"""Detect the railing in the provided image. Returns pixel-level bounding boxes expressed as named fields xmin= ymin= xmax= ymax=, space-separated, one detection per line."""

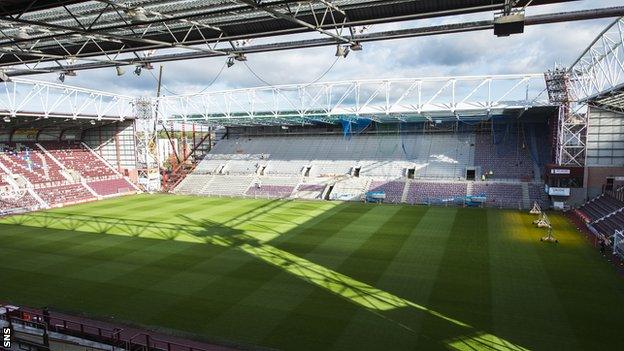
xmin=127 ymin=332 xmax=213 ymax=351
xmin=2 ymin=307 xmax=124 ymax=347
xmin=0 ymin=305 xmax=215 ymax=351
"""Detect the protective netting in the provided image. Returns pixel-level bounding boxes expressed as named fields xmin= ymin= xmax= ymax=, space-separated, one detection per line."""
xmin=340 ymin=117 xmax=372 ymax=139
xmin=375 ymin=122 xmax=400 ymax=157
xmin=491 ymin=118 xmax=510 ymax=148
xmin=523 ymin=122 xmax=550 ymax=168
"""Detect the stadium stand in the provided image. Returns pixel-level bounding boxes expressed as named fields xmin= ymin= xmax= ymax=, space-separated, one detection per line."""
xmin=529 ymin=183 xmax=549 ymax=207
xmin=359 ymin=161 xmax=411 ymax=178
xmin=576 ymin=194 xmax=624 ymax=238
xmin=87 ymin=178 xmax=135 ymax=197
xmin=406 ymin=181 xmax=467 ymax=205
xmin=474 ymin=131 xmax=534 ymax=181
xmin=175 ymin=124 xmax=546 ymax=208
xmin=0 ymin=191 xmax=39 ymax=214
xmin=35 ymin=183 xmax=96 ymax=207
xmin=368 ymin=180 xmax=406 ymax=203
xmin=329 ymin=177 xmax=370 ymax=201
xmin=0 ymin=141 xmax=137 ymax=214
xmin=194 ymin=158 xmax=226 ymax=174
xmin=263 ymin=160 xmax=308 ymax=176
xmin=41 ymin=141 xmax=118 ymax=179
xmin=0 ymin=142 xmax=67 ymax=184
xmin=174 ymin=174 xmax=212 ymax=194
xmin=246 ymin=177 xmax=300 ymax=198
xmin=223 ymin=159 xmax=260 ymax=175
xmin=201 ymin=175 xmax=253 ymax=196
xmin=291 ymin=179 xmax=329 ymax=200
xmin=472 ymin=182 xmax=524 ymax=209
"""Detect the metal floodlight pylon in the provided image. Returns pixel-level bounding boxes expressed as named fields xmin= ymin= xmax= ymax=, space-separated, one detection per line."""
xmin=133 ymin=97 xmax=161 ymax=192
xmin=544 ymin=66 xmax=588 ymax=167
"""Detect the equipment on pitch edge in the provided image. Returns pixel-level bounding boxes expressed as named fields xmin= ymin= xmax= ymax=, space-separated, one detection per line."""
xmin=533 ymin=212 xmax=558 ymax=243
xmin=529 ymin=201 xmax=542 ymax=215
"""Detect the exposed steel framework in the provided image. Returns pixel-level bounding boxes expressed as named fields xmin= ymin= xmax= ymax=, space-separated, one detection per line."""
xmin=0 ymin=0 xmax=620 ymax=77
xmin=158 ymin=74 xmax=549 ymax=126
xmin=0 ymin=4 xmax=623 ymax=187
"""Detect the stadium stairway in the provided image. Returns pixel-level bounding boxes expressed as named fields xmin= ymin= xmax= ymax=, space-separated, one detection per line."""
xmin=466 ymin=182 xmax=474 ymax=196
xmin=400 ymin=180 xmax=410 ymax=203
xmin=521 ymin=183 xmax=531 ymax=209
xmin=35 ymin=143 xmax=71 ymax=177
xmin=27 ymin=187 xmax=48 ymax=208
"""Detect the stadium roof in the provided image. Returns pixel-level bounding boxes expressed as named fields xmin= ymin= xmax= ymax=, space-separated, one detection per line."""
xmin=158 ymin=74 xmax=555 ymax=126
xmin=0 ymin=114 xmax=126 ymax=137
xmin=0 ymin=0 xmax=589 ymax=76
xmin=569 ymin=17 xmax=624 ymax=112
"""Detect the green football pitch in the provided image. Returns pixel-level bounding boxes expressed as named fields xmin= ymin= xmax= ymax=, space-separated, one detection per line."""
xmin=1 ymin=194 xmax=623 ymax=350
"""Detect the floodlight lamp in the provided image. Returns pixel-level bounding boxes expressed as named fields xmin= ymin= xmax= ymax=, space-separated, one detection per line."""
xmin=134 ymin=66 xmax=142 ymax=76
xmin=335 ymin=45 xmax=350 ymax=58
xmin=226 ymin=57 xmax=235 ymax=68
xmin=90 ymin=120 xmax=96 ymax=125
xmin=350 ymin=42 xmax=362 ymax=51
xmin=58 ymin=72 xmax=66 ymax=83
xmin=3 ymin=116 xmax=10 ymax=123
xmin=116 ymin=66 xmax=125 ymax=76
xmin=335 ymin=45 xmax=344 ymax=57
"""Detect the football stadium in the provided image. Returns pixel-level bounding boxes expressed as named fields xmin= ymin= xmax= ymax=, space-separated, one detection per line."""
xmin=1 ymin=1 xmax=624 ymax=350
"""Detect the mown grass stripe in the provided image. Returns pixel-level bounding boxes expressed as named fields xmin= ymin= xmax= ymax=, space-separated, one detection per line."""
xmin=416 ymin=207 xmax=492 ymax=349
xmin=261 ymin=205 xmax=403 ymax=350
xmin=143 ymin=203 xmax=369 ymax=345
xmin=486 ymin=210 xmax=581 ymax=350
xmin=331 ymin=206 xmax=458 ymax=351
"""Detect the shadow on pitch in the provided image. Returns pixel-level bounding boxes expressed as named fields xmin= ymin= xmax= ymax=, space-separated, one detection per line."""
xmin=1 ymin=201 xmax=529 ymax=350
xmin=3 ymin=211 xmax=241 ymax=241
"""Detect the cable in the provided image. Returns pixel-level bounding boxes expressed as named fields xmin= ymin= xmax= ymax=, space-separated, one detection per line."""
xmin=148 ymin=53 xmax=339 ymax=95
xmin=242 ymin=61 xmax=273 ymax=86
xmin=148 ymin=61 xmax=228 ymax=95
xmin=242 ymin=55 xmax=341 ymax=88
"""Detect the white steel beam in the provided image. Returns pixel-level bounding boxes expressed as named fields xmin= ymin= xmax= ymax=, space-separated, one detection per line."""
xmin=569 ymin=17 xmax=624 ymax=103
xmin=0 ymin=78 xmax=134 ymax=120
xmin=157 ymin=74 xmax=550 ymax=125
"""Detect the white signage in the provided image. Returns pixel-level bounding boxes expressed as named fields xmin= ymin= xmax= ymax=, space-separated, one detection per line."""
xmin=548 ymin=187 xmax=570 ymax=196
xmin=551 ymin=169 xmax=570 ymax=175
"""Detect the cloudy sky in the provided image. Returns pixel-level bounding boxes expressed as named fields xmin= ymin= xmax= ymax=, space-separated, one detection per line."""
xmin=36 ymin=0 xmax=622 ymax=97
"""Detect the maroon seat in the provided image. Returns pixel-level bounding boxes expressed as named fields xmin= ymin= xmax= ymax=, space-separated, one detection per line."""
xmin=88 ymin=178 xmax=135 ymax=196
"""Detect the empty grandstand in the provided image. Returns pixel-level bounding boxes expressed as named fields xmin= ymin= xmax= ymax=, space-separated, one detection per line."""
xmin=174 ymin=118 xmax=549 ymax=209
xmin=0 ymin=121 xmax=139 ymax=215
